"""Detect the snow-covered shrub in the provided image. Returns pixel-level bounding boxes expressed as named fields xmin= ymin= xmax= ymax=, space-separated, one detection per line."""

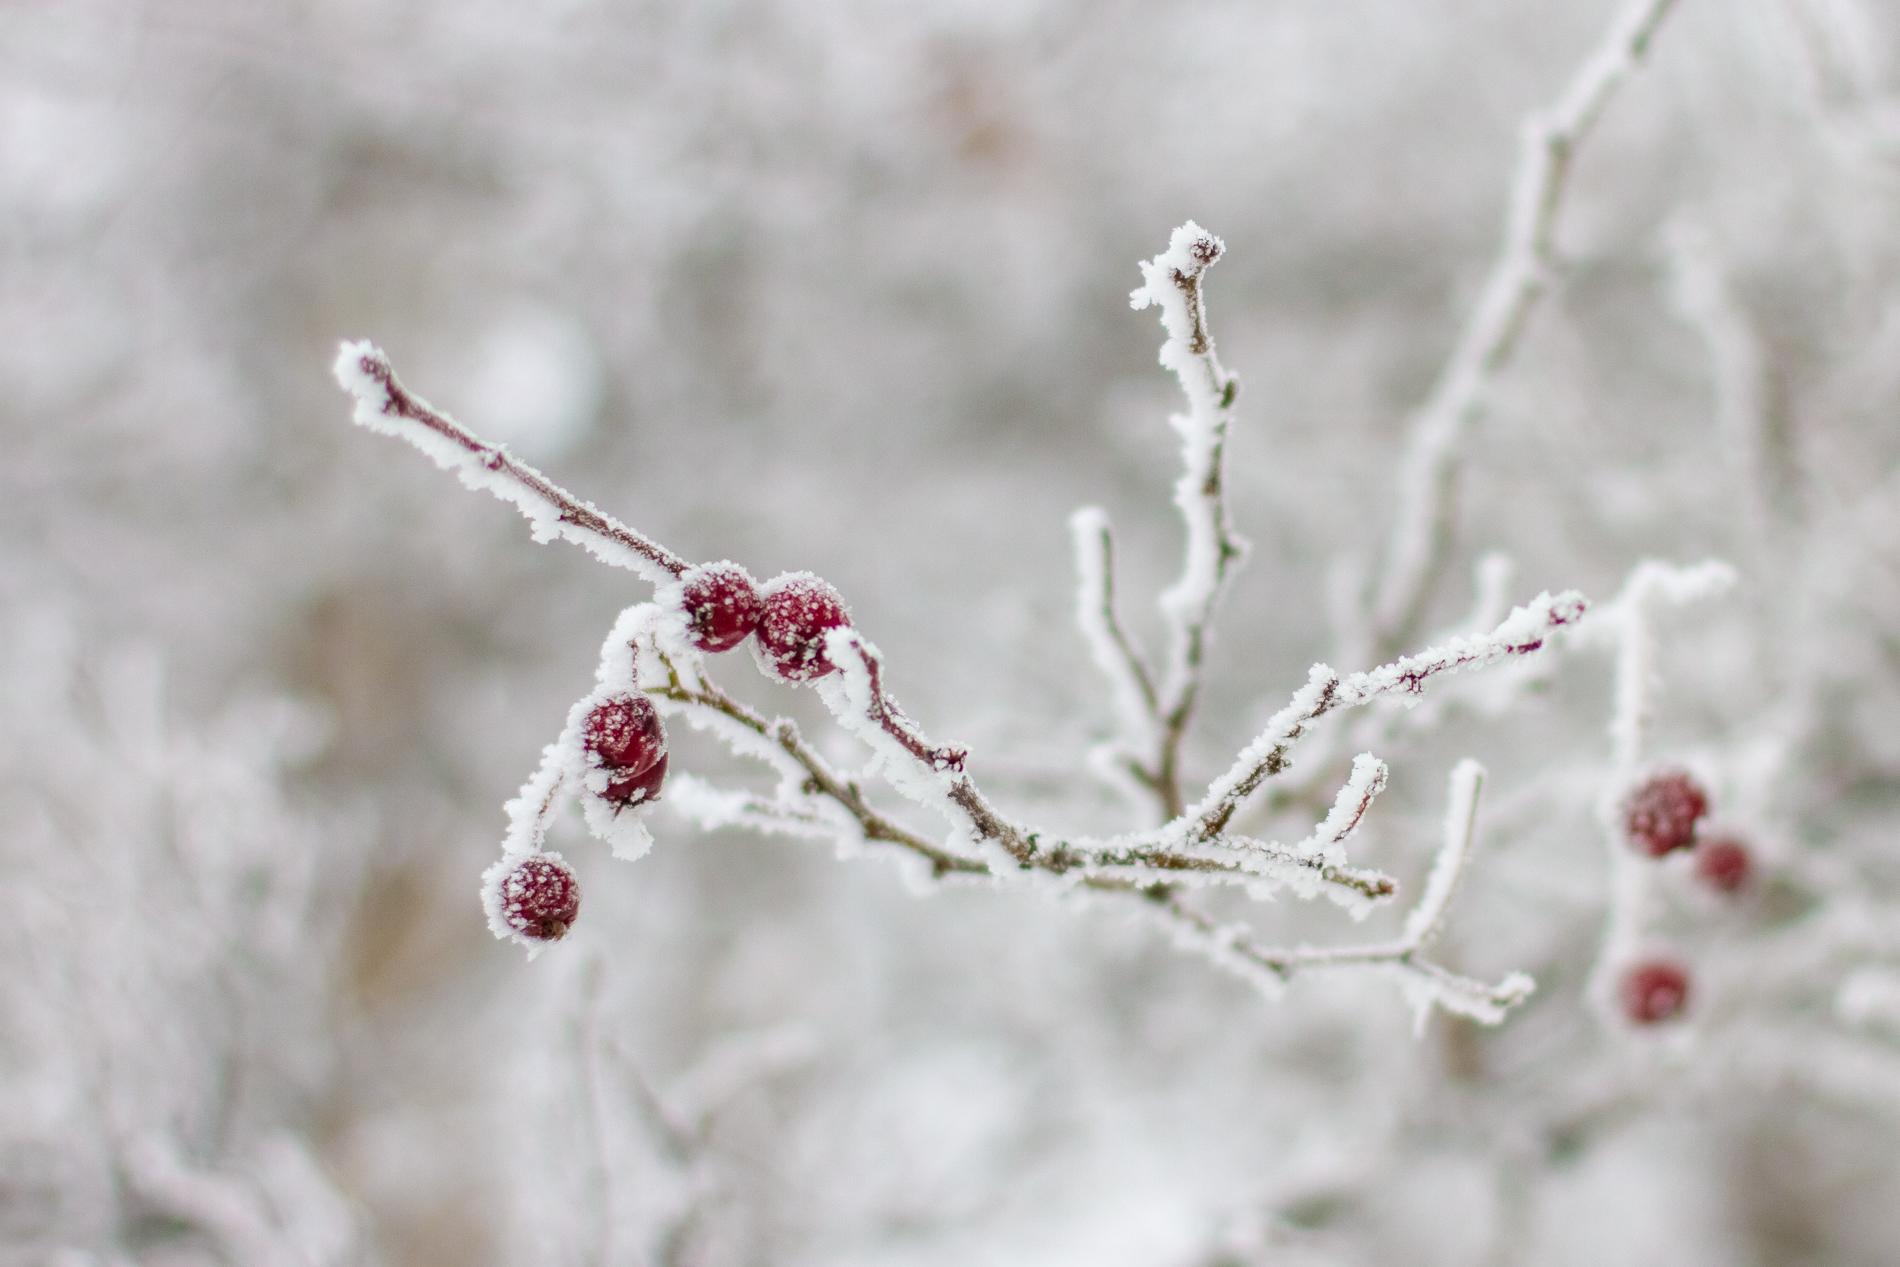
xmin=13 ymin=0 xmax=1900 ymax=1260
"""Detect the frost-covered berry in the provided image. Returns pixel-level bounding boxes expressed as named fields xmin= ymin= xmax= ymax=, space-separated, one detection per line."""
xmin=1693 ymin=835 xmax=1753 ymax=894
xmin=483 ymin=852 xmax=580 ymax=946
xmin=756 ymin=572 xmax=852 ymax=683
xmin=583 ymin=694 xmax=665 ymax=787
xmin=1620 ymin=960 xmax=1690 ymax=1024
xmin=606 ymin=750 xmax=668 ymax=807
xmin=679 ymin=561 xmax=764 ymax=653
xmin=1621 ymin=769 xmax=1709 ymax=857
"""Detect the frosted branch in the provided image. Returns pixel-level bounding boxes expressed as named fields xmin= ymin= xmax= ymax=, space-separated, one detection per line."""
xmin=333 ymin=341 xmax=689 ymax=585
xmin=1069 ymin=506 xmax=1162 ymax=779
xmin=1123 ymin=223 xmax=1250 ymax=817
xmin=1156 ymin=760 xmax=1535 ymax=1027
xmin=1187 ymin=590 xmax=1587 ymax=842
xmin=336 ymin=225 xmax=1592 ymax=1025
xmin=1364 ymin=0 xmax=1681 ymax=658
xmin=812 ymin=627 xmax=1389 ymax=901
xmin=1403 ymin=759 xmax=1486 ymax=947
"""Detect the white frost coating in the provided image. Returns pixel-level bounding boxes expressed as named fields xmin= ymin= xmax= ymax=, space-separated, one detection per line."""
xmin=816 ymin=627 xmax=967 ymax=813
xmin=1403 ymin=759 xmax=1485 ymax=946
xmin=666 ymin=773 xmax=840 ymax=845
xmin=499 ymin=741 xmax=574 ymax=857
xmin=1304 ymin=753 xmax=1389 ymax=862
xmin=1128 ymin=223 xmax=1250 ymax=717
xmin=1183 ymin=589 xmax=1586 ymax=838
xmin=332 ymin=340 xmax=682 ymax=586
xmin=1149 ymin=907 xmax=1290 ymax=1003
xmin=1395 ymin=965 xmax=1536 ymax=1031
xmin=580 ymin=794 xmax=658 ymax=862
xmin=478 ymin=849 xmax=575 ymax=961
xmin=1068 ymin=506 xmax=1158 ymax=751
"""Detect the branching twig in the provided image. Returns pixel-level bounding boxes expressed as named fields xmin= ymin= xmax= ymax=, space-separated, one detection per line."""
xmin=336 ymin=221 xmax=1576 ymax=1024
xmin=1146 ymin=762 xmax=1530 ymax=1024
xmin=1363 ymin=0 xmax=1681 ymax=660
xmin=1185 ymin=590 xmax=1587 ymax=843
xmin=1080 ymin=223 xmax=1248 ymax=819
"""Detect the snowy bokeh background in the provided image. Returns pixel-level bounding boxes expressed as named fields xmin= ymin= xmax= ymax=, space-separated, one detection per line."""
xmin=6 ymin=0 xmax=1900 ymax=1263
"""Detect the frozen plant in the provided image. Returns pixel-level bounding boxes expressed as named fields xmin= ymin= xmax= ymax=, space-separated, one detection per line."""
xmin=335 ymin=220 xmax=1592 ymax=1026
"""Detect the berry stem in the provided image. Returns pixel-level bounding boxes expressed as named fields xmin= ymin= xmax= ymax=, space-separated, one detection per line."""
xmin=650 ymin=658 xmax=985 ymax=880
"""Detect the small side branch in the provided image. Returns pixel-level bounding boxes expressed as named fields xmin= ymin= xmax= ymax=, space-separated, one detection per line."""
xmin=334 ymin=342 xmax=690 ymax=585
xmin=1157 ymin=760 xmax=1532 ymax=1024
xmin=648 ymin=653 xmax=984 ymax=881
xmin=1364 ymin=0 xmax=1681 ymax=658
xmin=814 ymin=628 xmax=1392 ymax=904
xmin=1070 ymin=507 xmax=1162 ymax=780
xmin=1187 ymin=590 xmax=1587 ymax=842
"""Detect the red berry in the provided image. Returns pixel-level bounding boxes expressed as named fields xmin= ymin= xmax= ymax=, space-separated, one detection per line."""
xmin=604 ymin=750 xmax=668 ymax=806
xmin=583 ymin=694 xmax=664 ymax=774
xmin=1693 ymin=836 xmax=1752 ymax=894
xmin=756 ymin=572 xmax=852 ymax=683
xmin=1621 ymin=769 xmax=1708 ymax=857
xmin=1620 ymin=960 xmax=1690 ymax=1024
xmin=679 ymin=562 xmax=763 ymax=653
xmin=489 ymin=853 xmax=580 ymax=943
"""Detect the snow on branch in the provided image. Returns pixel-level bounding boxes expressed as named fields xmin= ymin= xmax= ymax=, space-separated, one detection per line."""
xmin=1363 ymin=0 xmax=1682 ymax=659
xmin=1147 ymin=763 xmax=1531 ymax=1025
xmin=1097 ymin=222 xmax=1251 ymax=819
xmin=334 ymin=341 xmax=689 ymax=585
xmin=1185 ymin=590 xmax=1587 ymax=843
xmin=1069 ymin=506 xmax=1162 ymax=783
xmin=335 ymin=225 xmax=1583 ymax=1026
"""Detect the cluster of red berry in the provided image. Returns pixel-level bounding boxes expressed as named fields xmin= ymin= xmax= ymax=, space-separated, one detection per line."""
xmin=1615 ymin=768 xmax=1756 ymax=1025
xmin=488 ymin=563 xmax=855 ymax=946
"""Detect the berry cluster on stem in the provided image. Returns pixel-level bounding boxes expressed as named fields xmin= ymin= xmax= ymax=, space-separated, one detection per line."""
xmin=335 ymin=222 xmax=1599 ymax=1023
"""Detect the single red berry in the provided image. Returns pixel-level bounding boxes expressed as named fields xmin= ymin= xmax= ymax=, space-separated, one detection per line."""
xmin=1620 ymin=959 xmax=1690 ymax=1024
xmin=1621 ymin=769 xmax=1709 ymax=857
xmin=1693 ymin=835 xmax=1753 ymax=894
xmin=490 ymin=852 xmax=580 ymax=943
xmin=604 ymin=750 xmax=668 ymax=807
xmin=679 ymin=561 xmax=764 ymax=653
xmin=583 ymin=694 xmax=665 ymax=778
xmin=756 ymin=572 xmax=852 ymax=683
